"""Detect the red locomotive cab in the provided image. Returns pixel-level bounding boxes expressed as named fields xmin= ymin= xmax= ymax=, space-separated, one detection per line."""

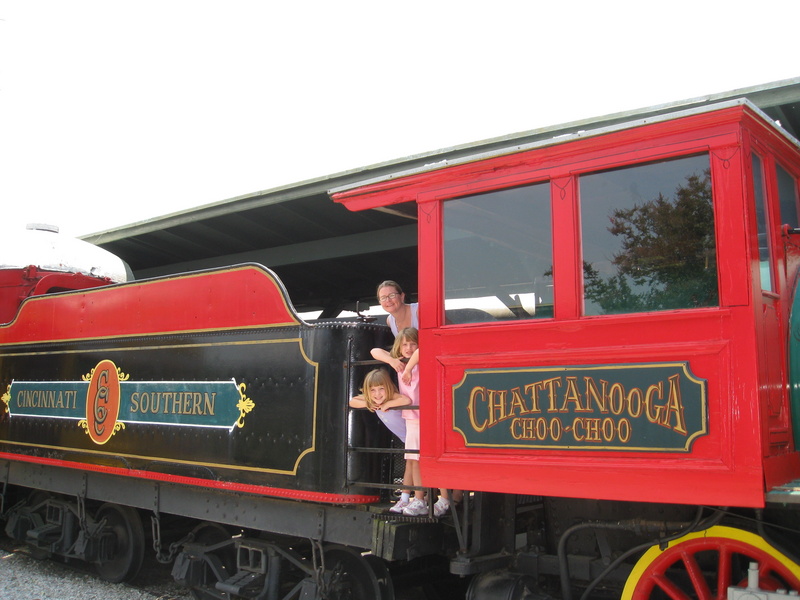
xmin=334 ymin=99 xmax=800 ymax=509
xmin=0 ymin=224 xmax=131 ymax=323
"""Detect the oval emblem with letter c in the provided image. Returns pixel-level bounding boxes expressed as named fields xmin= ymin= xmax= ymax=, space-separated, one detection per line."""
xmin=86 ymin=359 xmax=121 ymax=445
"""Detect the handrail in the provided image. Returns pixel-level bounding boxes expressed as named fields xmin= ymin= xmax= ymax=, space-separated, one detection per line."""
xmin=343 ymin=349 xmax=436 ymax=508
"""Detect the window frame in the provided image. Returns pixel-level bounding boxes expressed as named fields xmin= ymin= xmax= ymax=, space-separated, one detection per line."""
xmin=421 ymin=138 xmax=738 ymax=328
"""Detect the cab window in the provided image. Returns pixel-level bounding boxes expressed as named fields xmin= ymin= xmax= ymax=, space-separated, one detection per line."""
xmin=580 ymin=154 xmax=718 ymax=315
xmin=443 ymin=182 xmax=552 ymax=323
xmin=777 ymin=163 xmax=799 ymax=227
xmin=751 ymin=153 xmax=774 ymax=292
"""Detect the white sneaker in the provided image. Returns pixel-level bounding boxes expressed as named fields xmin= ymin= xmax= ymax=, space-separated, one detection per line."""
xmin=402 ymin=498 xmax=428 ymax=516
xmin=389 ymin=498 xmax=410 ymax=513
xmin=433 ymin=499 xmax=450 ymax=517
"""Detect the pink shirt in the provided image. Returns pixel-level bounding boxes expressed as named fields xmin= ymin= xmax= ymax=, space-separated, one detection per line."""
xmin=399 ymin=364 xmax=419 ymax=420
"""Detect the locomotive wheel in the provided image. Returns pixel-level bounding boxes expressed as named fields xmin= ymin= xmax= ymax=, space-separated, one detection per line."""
xmin=94 ymin=503 xmax=146 ymax=584
xmin=621 ymin=525 xmax=800 ymax=599
xmin=325 ymin=545 xmax=390 ymax=600
xmin=364 ymin=554 xmax=395 ymax=600
xmin=188 ymin=522 xmax=237 ymax=600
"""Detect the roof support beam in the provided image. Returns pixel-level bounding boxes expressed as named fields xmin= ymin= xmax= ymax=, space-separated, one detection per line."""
xmin=135 ymin=224 xmax=417 ymax=279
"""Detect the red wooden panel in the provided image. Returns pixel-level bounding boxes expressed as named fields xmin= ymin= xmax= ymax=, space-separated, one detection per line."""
xmin=0 ymin=265 xmax=299 ymax=344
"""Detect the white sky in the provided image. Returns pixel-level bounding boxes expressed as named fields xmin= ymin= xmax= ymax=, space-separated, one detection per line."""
xmin=1 ymin=1 xmax=798 ymax=238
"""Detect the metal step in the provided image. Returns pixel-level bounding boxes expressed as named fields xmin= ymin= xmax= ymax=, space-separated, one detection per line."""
xmin=27 ymin=522 xmax=62 ymax=543
xmin=216 ymin=571 xmax=264 ymax=595
xmin=766 ymin=479 xmax=800 ymax=504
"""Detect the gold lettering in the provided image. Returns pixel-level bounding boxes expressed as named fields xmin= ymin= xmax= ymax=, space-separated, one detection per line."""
xmin=549 ymin=418 xmax=562 ymax=441
xmin=522 ymin=382 xmax=542 ymax=412
xmin=662 ymin=374 xmax=688 ymax=434
xmin=510 ymin=418 xmax=527 ymax=439
xmin=626 ymin=387 xmax=643 ymax=418
xmin=487 ymin=389 xmax=507 ymax=426
xmin=508 ymin=387 xmax=529 ymax=417
xmin=468 ymin=387 xmax=488 ymax=433
xmin=191 ymin=393 xmax=202 ymax=414
xmin=601 ymin=417 xmax=615 ymax=442
xmin=540 ymin=377 xmax=563 ymax=412
xmin=573 ymin=417 xmax=584 ymax=441
xmin=584 ymin=377 xmax=607 ymax=413
xmin=608 ymin=383 xmax=625 ymax=415
xmin=618 ymin=418 xmax=631 ymax=443
xmin=560 ymin=376 xmax=589 ymax=412
xmin=642 ymin=382 xmax=662 ymax=419
xmin=644 ymin=386 xmax=665 ymax=424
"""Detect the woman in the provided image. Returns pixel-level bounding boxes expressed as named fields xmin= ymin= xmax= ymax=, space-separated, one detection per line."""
xmin=377 ymin=280 xmax=418 ymax=335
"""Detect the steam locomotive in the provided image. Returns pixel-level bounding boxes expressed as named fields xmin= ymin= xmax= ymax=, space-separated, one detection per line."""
xmin=3 ymin=97 xmax=800 ymax=600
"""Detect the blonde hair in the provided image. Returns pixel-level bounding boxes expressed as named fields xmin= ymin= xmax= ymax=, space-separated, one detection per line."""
xmin=360 ymin=369 xmax=398 ymax=411
xmin=391 ymin=327 xmax=419 ymax=359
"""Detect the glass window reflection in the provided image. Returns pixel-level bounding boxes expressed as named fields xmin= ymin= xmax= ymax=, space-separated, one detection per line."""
xmin=580 ymin=154 xmax=718 ymax=315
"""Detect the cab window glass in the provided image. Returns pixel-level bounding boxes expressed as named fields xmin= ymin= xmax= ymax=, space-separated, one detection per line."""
xmin=443 ymin=183 xmax=552 ymax=324
xmin=580 ymin=154 xmax=718 ymax=315
xmin=777 ymin=163 xmax=799 ymax=228
xmin=752 ymin=154 xmax=773 ymax=292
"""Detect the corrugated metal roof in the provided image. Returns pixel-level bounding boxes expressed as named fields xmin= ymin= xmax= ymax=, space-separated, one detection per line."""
xmin=83 ymin=77 xmax=800 ymax=316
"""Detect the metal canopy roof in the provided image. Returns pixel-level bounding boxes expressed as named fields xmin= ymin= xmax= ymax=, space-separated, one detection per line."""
xmin=83 ymin=77 xmax=800 ymax=316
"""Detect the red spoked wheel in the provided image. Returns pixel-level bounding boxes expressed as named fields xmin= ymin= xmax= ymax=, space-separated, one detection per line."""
xmin=622 ymin=526 xmax=800 ymax=600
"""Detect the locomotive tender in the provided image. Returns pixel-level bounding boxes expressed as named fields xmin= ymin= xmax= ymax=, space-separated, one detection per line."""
xmin=4 ymin=97 xmax=800 ymax=599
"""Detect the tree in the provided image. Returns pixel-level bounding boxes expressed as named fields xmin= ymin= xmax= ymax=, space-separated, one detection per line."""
xmin=585 ymin=170 xmax=717 ymax=314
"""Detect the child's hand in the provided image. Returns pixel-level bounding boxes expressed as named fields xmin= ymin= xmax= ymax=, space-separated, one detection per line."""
xmin=392 ymin=358 xmax=405 ymax=373
xmin=402 ymin=369 xmax=412 ymax=385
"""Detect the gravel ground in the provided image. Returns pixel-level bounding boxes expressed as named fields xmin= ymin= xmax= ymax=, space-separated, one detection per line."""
xmin=0 ymin=534 xmax=191 ymax=600
xmin=0 ymin=533 xmax=469 ymax=600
